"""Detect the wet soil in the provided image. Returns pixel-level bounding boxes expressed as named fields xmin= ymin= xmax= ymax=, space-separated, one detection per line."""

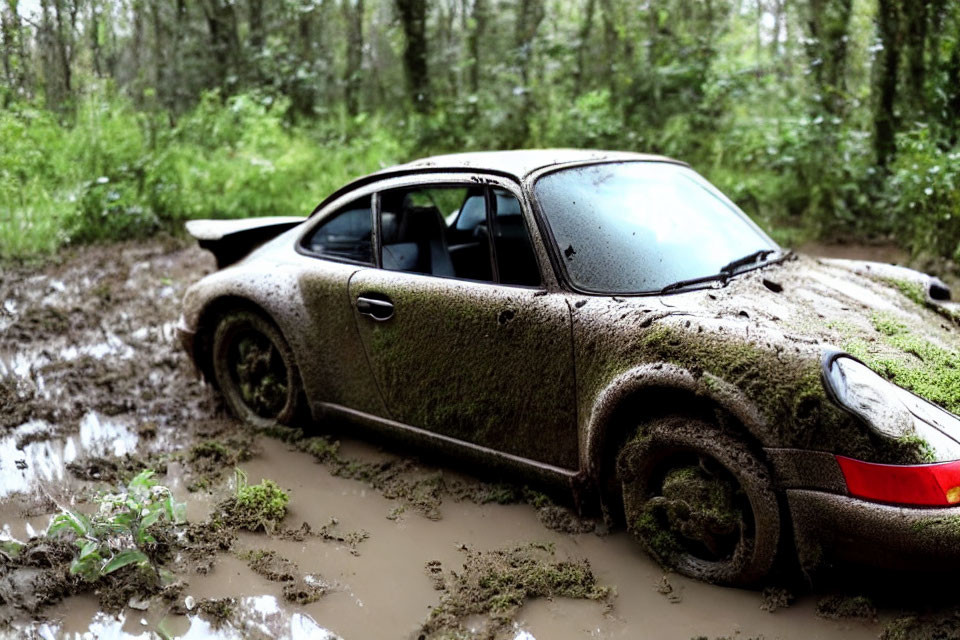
xmin=0 ymin=238 xmax=943 ymax=639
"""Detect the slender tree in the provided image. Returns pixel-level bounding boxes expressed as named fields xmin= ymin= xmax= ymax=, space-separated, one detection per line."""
xmin=395 ymin=0 xmax=430 ymax=112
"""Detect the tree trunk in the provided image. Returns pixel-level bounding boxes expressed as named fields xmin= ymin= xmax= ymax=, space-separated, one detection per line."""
xmin=902 ymin=0 xmax=927 ymax=116
xmin=804 ymin=0 xmax=853 ymax=116
xmin=1 ymin=4 xmax=12 ymax=92
xmin=395 ymin=0 xmax=430 ymax=112
xmin=467 ymin=0 xmax=486 ymax=95
xmin=150 ymin=0 xmax=165 ymax=108
xmin=248 ymin=0 xmax=264 ymax=50
xmin=514 ymin=0 xmax=544 ymax=142
xmin=88 ymin=0 xmax=103 ymax=77
xmin=53 ymin=0 xmax=72 ymax=95
xmin=873 ymin=0 xmax=900 ymax=167
xmin=343 ymin=0 xmax=364 ymax=116
xmin=202 ymin=0 xmax=241 ymax=92
xmin=574 ymin=0 xmax=596 ymax=96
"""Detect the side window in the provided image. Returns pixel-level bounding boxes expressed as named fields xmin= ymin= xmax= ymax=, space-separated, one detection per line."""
xmin=379 ymin=185 xmax=493 ymax=282
xmin=303 ymin=196 xmax=373 ymax=263
xmin=491 ymin=189 xmax=541 ymax=286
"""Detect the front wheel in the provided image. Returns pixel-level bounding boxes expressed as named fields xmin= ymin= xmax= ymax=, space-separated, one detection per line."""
xmin=211 ymin=310 xmax=305 ymax=428
xmin=616 ymin=416 xmax=780 ymax=586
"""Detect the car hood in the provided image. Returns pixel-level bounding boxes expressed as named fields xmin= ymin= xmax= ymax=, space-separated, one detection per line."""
xmin=668 ymin=253 xmax=960 ymax=414
xmin=570 ymin=252 xmax=960 ymax=465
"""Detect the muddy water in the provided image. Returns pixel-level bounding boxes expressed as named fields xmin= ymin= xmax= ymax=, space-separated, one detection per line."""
xmin=31 ymin=437 xmax=883 ymax=640
xmin=0 ymin=239 xmax=909 ymax=639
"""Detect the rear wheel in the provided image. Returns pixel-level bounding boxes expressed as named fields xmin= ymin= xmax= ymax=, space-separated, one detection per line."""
xmin=211 ymin=310 xmax=304 ymax=428
xmin=616 ymin=416 xmax=780 ymax=586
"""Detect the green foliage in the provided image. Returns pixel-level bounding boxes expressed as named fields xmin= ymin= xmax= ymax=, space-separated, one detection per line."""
xmin=219 ymin=469 xmax=290 ymax=532
xmin=0 ymin=91 xmax=405 ymax=259
xmin=886 ymin=128 xmax=960 ymax=260
xmin=2 ymin=0 xmax=960 ymax=265
xmin=47 ymin=470 xmax=186 ymax=582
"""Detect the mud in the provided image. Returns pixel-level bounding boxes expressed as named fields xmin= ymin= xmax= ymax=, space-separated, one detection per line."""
xmin=0 ymin=238 xmax=939 ymax=639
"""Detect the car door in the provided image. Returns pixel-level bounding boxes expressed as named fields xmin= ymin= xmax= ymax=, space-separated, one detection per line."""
xmin=347 ymin=177 xmax=579 ymax=470
xmin=294 ymin=192 xmax=387 ymax=417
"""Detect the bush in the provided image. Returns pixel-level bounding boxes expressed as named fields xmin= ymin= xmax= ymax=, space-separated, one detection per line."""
xmin=886 ymin=127 xmax=960 ymax=260
xmin=0 ymin=91 xmax=409 ymax=259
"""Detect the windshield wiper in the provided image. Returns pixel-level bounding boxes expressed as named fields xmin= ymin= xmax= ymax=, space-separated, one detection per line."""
xmin=658 ymin=249 xmax=779 ymax=295
xmin=719 ymin=249 xmax=777 ymax=275
xmin=658 ymin=272 xmax=730 ymax=295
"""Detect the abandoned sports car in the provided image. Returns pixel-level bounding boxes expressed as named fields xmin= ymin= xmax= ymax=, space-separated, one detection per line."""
xmin=177 ymin=149 xmax=960 ymax=586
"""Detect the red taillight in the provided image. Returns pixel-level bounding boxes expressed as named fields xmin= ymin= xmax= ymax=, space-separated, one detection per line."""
xmin=836 ymin=456 xmax=960 ymax=506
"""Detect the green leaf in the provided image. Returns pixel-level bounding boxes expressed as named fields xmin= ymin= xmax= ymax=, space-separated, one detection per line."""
xmin=141 ymin=508 xmax=162 ymax=529
xmin=69 ymin=555 xmax=97 ymax=578
xmin=165 ymin=495 xmax=186 ymax=524
xmin=129 ymin=469 xmax=155 ymax=489
xmin=102 ymin=549 xmax=148 ymax=575
xmin=48 ymin=511 xmax=91 ymax=537
xmin=78 ymin=540 xmax=99 ymax=561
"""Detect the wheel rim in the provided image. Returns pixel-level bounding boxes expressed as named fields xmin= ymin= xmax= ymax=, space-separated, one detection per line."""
xmin=227 ymin=329 xmax=289 ymax=419
xmin=641 ymin=453 xmax=751 ymax=564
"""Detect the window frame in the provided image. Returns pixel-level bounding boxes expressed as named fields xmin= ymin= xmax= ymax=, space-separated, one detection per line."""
xmin=371 ymin=174 xmax=547 ymax=290
xmin=295 ymin=191 xmax=377 ymax=267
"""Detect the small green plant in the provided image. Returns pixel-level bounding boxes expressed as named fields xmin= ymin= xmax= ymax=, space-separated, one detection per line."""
xmin=220 ymin=469 xmax=289 ymax=532
xmin=47 ymin=469 xmax=186 ymax=581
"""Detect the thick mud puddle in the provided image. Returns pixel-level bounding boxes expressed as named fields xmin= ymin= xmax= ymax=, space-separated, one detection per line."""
xmin=0 ymin=239 xmax=938 ymax=639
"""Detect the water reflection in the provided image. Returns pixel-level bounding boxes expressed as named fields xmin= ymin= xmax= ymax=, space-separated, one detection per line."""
xmin=0 ymin=412 xmax=138 ymax=499
xmin=27 ymin=596 xmax=341 ymax=640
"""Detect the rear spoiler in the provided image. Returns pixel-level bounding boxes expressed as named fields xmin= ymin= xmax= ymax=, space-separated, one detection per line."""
xmin=185 ymin=216 xmax=306 ymax=269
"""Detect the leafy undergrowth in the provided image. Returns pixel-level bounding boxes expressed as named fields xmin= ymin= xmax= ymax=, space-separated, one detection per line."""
xmin=419 ymin=543 xmax=611 ymax=639
xmin=0 ymin=471 xmax=187 ymax=624
xmin=48 ymin=470 xmax=185 ymax=582
xmin=0 ymin=92 xmax=405 ymax=260
xmin=261 ymin=425 xmax=600 ymax=533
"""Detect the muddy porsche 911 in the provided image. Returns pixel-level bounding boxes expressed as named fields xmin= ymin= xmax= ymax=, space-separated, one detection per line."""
xmin=178 ymin=150 xmax=960 ymax=586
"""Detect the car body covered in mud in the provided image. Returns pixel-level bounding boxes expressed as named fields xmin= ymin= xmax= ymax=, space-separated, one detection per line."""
xmin=178 ymin=149 xmax=960 ymax=586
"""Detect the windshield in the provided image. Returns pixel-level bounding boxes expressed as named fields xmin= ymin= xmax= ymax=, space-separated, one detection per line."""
xmin=534 ymin=162 xmax=779 ymax=294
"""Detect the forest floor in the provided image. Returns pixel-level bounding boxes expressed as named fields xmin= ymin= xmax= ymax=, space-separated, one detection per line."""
xmin=0 ymin=238 xmax=952 ymax=639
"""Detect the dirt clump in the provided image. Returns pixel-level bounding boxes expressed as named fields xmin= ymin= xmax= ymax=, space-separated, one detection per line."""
xmin=67 ymin=451 xmax=167 ymax=483
xmin=815 ymin=594 xmax=877 ymax=620
xmin=655 ymin=575 xmax=682 ymax=603
xmin=243 ymin=549 xmax=327 ymax=604
xmin=418 ymin=542 xmax=611 ymax=639
xmin=186 ymin=435 xmax=254 ymax=491
xmin=196 ymin=597 xmax=236 ymax=628
xmin=0 ymin=537 xmax=77 ymax=622
xmin=178 ymin=521 xmax=237 ymax=574
xmin=760 ymin=586 xmax=795 ymax=613
xmin=881 ymin=610 xmax=960 ymax=640
xmin=245 ymin=549 xmax=299 ymax=582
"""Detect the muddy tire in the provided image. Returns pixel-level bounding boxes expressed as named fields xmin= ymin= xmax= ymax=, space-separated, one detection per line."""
xmin=211 ymin=310 xmax=305 ymax=428
xmin=617 ymin=416 xmax=780 ymax=586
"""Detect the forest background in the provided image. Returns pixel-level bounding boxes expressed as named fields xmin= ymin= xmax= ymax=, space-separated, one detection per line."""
xmin=1 ymin=0 xmax=958 ymax=267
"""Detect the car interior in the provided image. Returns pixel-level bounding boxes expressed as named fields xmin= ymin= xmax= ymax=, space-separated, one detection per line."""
xmin=379 ymin=185 xmax=541 ymax=286
xmin=304 ymin=184 xmax=541 ymax=287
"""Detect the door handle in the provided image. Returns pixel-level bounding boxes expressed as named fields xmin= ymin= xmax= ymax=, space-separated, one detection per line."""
xmin=356 ymin=295 xmax=395 ymax=321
